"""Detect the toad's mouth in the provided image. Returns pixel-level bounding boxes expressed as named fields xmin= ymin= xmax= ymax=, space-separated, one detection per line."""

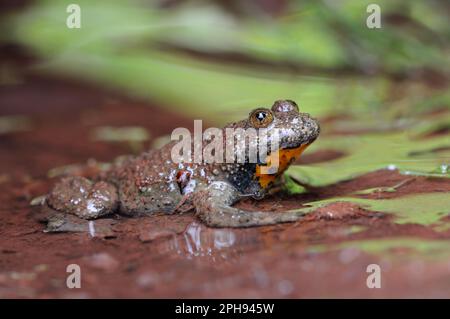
xmin=254 ymin=143 xmax=311 ymax=189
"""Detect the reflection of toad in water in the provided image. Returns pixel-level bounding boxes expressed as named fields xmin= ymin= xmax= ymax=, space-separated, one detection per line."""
xmin=149 ymin=222 xmax=262 ymax=262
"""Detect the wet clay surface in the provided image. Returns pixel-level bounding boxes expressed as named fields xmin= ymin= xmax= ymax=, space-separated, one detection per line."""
xmin=1 ymin=74 xmax=450 ymax=298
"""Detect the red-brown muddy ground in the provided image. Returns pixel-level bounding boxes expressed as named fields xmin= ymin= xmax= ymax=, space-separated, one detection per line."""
xmin=1 ymin=69 xmax=450 ymax=298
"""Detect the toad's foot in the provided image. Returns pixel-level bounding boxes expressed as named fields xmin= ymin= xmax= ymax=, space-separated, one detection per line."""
xmin=194 ymin=182 xmax=305 ymax=228
xmin=46 ymin=176 xmax=119 ymax=219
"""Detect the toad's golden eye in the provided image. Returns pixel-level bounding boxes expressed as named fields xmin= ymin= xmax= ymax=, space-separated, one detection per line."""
xmin=249 ymin=108 xmax=274 ymax=128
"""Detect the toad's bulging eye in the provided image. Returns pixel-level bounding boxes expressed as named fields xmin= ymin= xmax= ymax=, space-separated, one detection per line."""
xmin=271 ymin=100 xmax=299 ymax=113
xmin=249 ymin=108 xmax=274 ymax=128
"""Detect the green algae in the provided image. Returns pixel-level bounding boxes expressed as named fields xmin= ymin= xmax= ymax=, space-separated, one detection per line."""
xmin=351 ymin=178 xmax=415 ymax=195
xmin=302 ymin=192 xmax=450 ymax=226
xmin=92 ymin=126 xmax=150 ymax=143
xmin=329 ymin=238 xmax=450 ymax=260
xmin=352 ymin=186 xmax=398 ymax=195
xmin=282 ymin=175 xmax=307 ymax=195
xmin=288 ymin=131 xmax=449 ymax=187
xmin=91 ymin=126 xmax=150 ymax=153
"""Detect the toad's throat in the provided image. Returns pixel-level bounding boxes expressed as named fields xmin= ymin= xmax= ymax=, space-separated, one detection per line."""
xmin=255 ymin=143 xmax=310 ymax=189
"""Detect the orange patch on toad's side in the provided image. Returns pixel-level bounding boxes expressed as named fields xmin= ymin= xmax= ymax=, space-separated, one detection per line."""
xmin=255 ymin=144 xmax=309 ymax=188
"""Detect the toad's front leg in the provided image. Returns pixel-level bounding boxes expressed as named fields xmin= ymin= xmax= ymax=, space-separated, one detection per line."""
xmin=193 ymin=182 xmax=305 ymax=228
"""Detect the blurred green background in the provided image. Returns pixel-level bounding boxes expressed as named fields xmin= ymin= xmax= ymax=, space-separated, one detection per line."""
xmin=3 ymin=0 xmax=448 ymax=118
